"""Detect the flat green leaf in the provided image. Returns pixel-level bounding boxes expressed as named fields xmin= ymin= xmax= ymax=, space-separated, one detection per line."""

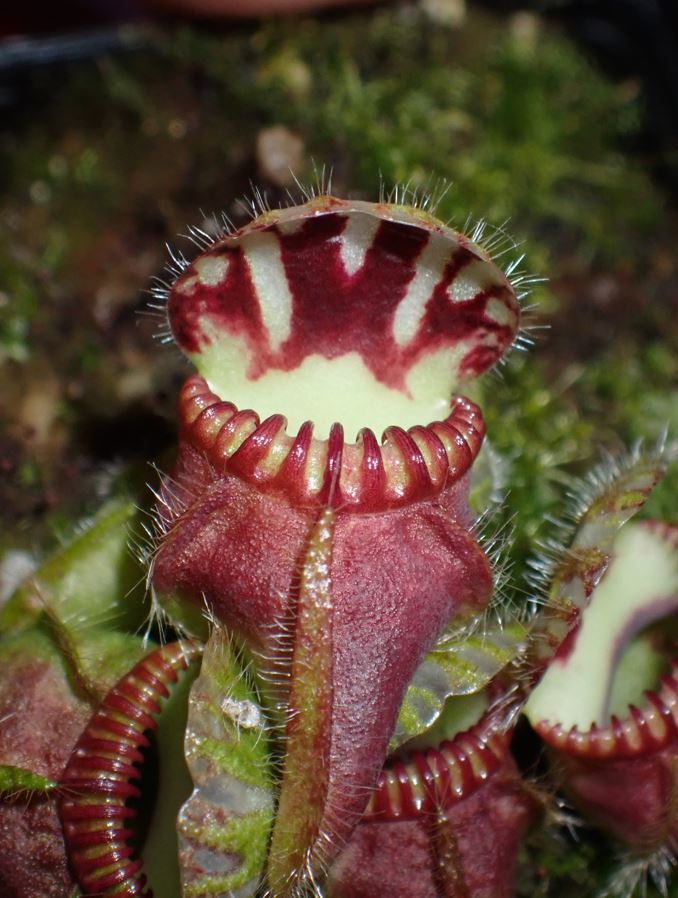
xmin=179 ymin=627 xmax=274 ymax=898
xmin=1 ymin=497 xmax=148 ymax=635
xmin=391 ymin=621 xmax=526 ymax=750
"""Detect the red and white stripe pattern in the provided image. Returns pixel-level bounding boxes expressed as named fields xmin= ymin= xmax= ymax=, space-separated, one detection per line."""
xmin=59 ymin=641 xmax=201 ymax=898
xmin=178 ymin=373 xmax=485 ymax=511
xmin=168 ymin=197 xmax=520 ymax=392
xmin=536 ymin=654 xmax=678 ymax=760
xmin=364 ymin=717 xmax=510 ymax=821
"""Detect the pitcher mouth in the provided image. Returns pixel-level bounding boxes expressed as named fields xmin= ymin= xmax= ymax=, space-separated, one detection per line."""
xmin=534 ymin=655 xmax=678 ymax=760
xmin=179 ymin=373 xmax=485 ymax=511
xmin=364 ymin=682 xmax=516 ymax=821
xmin=534 ymin=524 xmax=678 ymax=761
xmin=160 ymin=195 xmax=521 ymax=501
xmin=528 ymin=515 xmax=678 ymax=760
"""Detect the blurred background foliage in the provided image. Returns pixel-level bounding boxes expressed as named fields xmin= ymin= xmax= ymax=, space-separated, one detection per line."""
xmin=0 ymin=1 xmax=677 ymax=893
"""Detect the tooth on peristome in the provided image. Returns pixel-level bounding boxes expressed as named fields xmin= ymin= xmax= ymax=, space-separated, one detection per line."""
xmin=465 ymin=745 xmax=489 ymax=781
xmin=190 ymin=403 xmax=236 ymax=446
xmin=621 ymin=716 xmax=642 ymax=752
xmin=334 ymin=442 xmax=362 ymax=498
xmin=440 ymin=746 xmax=461 ymax=796
xmin=303 ymin=440 xmax=328 ymax=494
xmin=594 ymin=728 xmax=616 ymax=756
xmin=429 ymin=421 xmax=469 ymax=463
xmin=407 ymin=429 xmax=446 ymax=486
xmin=256 ymin=427 xmax=293 ymax=477
xmin=660 ymin=679 xmax=678 ymax=712
xmin=549 ymin=725 xmax=567 ymax=748
xmin=643 ymin=704 xmax=668 ymax=742
xmin=567 ymin=728 xmax=588 ymax=752
xmin=385 ymin=770 xmax=402 ymax=818
xmin=214 ymin=411 xmax=260 ymax=458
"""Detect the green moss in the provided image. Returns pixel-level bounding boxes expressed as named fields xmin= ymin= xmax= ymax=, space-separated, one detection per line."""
xmin=481 ymin=354 xmax=597 ymax=574
xmin=166 ymin=8 xmax=660 ymax=260
xmin=516 ymin=830 xmax=606 ymax=898
xmin=0 ymin=6 xmax=669 ymax=551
